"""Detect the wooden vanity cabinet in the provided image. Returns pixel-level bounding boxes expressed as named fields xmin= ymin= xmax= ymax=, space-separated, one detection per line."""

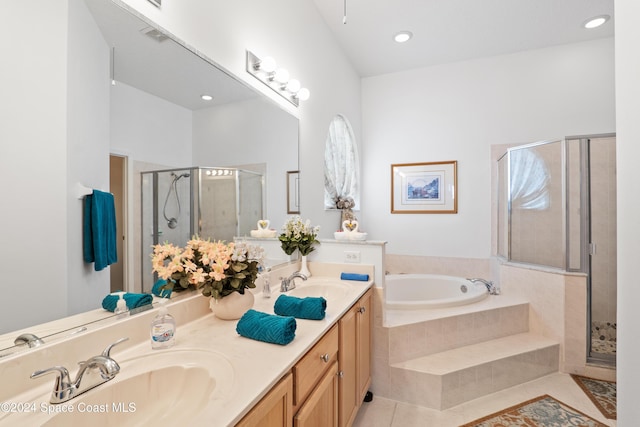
xmin=236 ymin=373 xmax=293 ymax=427
xmin=293 ymin=324 xmax=339 ymax=412
xmin=293 ymin=361 xmax=339 ymax=427
xmin=338 ymin=289 xmax=372 ymax=427
xmin=237 ymin=287 xmax=372 ymax=427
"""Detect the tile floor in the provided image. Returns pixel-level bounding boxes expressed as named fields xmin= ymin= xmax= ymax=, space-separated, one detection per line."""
xmin=353 ymin=373 xmax=616 ymax=427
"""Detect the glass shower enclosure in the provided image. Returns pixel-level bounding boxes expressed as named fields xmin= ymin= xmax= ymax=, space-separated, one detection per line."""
xmin=141 ymin=167 xmax=264 ymax=292
xmin=497 ymin=134 xmax=617 ymax=365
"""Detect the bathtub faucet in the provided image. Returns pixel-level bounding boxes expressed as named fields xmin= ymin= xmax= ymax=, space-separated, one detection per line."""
xmin=467 ymin=278 xmax=500 ymax=295
xmin=280 ymin=272 xmax=307 ymax=292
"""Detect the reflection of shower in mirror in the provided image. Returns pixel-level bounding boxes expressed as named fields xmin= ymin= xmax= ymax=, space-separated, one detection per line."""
xmin=163 ymin=172 xmax=191 ymax=229
xmin=142 ymin=167 xmax=264 ymax=292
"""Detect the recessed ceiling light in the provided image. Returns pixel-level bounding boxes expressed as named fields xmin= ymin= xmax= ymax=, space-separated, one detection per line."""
xmin=201 ymin=94 xmax=213 ymax=101
xmin=583 ymin=15 xmax=610 ymax=29
xmin=394 ymin=31 xmax=413 ymax=43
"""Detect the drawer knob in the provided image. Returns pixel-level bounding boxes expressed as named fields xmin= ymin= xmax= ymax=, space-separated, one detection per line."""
xmin=320 ymin=353 xmax=330 ymax=363
xmin=338 ymin=371 xmax=344 ymax=378
xmin=358 ymin=306 xmax=366 ymax=314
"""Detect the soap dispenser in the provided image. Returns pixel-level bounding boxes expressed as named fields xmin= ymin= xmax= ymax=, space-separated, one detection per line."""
xmin=150 ymin=299 xmax=176 ymax=349
xmin=114 ymin=292 xmax=128 ymax=318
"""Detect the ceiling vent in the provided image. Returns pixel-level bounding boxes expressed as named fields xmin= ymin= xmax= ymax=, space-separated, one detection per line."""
xmin=140 ymin=27 xmax=169 ymax=43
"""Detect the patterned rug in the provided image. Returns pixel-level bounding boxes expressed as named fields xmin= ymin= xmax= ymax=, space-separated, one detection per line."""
xmin=460 ymin=394 xmax=607 ymax=427
xmin=571 ymin=374 xmax=617 ymax=419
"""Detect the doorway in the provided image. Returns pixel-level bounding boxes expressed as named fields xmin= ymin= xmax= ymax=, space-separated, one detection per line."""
xmin=109 ymin=154 xmax=127 ymax=293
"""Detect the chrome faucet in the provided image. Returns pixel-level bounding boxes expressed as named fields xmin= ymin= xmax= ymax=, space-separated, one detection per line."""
xmin=30 ymin=337 xmax=128 ymax=404
xmin=281 ymin=272 xmax=307 ymax=292
xmin=467 ymin=278 xmax=500 ymax=295
xmin=14 ymin=333 xmax=44 ymax=348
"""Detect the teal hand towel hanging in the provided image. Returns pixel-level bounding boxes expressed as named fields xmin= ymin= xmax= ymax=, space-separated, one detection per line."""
xmin=83 ymin=190 xmax=118 ymax=271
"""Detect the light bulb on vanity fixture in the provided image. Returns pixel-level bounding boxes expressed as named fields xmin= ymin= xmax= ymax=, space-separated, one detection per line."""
xmin=255 ymin=56 xmax=277 ymax=73
xmin=295 ymin=87 xmax=310 ymax=101
xmin=273 ymin=68 xmax=290 ymax=84
xmin=246 ymin=50 xmax=309 ymax=107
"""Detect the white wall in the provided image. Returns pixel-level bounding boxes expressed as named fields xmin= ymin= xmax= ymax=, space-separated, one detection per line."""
xmin=614 ymin=0 xmax=640 ymax=422
xmin=0 ymin=1 xmax=69 ymax=333
xmin=362 ymin=38 xmax=615 ymax=258
xmin=66 ymin=0 xmax=112 ymax=314
xmin=110 ymin=82 xmax=193 ymax=166
xmin=192 ymin=97 xmax=298 ymax=232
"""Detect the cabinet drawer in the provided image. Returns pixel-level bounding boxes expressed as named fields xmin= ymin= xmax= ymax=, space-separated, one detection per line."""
xmin=293 ymin=324 xmax=339 ymax=407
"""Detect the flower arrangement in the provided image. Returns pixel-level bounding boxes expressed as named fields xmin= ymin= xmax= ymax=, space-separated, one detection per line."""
xmin=278 ymin=215 xmax=320 ymax=256
xmin=151 ymin=237 xmax=264 ymax=300
xmin=334 ymin=196 xmax=355 ymax=210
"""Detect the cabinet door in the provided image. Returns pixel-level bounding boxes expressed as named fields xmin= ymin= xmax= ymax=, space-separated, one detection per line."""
xmin=294 ymin=361 xmax=339 ymax=427
xmin=356 ymin=289 xmax=372 ymax=402
xmin=339 ymin=306 xmax=358 ymax=427
xmin=236 ymin=373 xmax=293 ymax=427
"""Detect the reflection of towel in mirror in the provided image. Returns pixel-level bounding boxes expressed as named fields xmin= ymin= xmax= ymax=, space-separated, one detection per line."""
xmin=236 ymin=310 xmax=296 ymax=345
xmin=274 ymin=294 xmax=327 ymax=320
xmin=102 ymin=293 xmax=153 ymax=312
xmin=152 ymin=279 xmax=172 ymax=298
xmin=83 ymin=190 xmax=118 ymax=271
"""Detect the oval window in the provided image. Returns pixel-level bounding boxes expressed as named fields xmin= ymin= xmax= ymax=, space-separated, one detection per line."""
xmin=324 ymin=114 xmax=360 ymax=210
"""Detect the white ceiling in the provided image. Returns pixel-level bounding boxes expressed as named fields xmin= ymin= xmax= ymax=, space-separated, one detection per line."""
xmin=312 ymin=0 xmax=615 ymax=77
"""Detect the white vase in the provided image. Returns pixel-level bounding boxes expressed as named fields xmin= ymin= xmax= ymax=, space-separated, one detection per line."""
xmin=299 ymin=255 xmax=311 ymax=278
xmin=209 ymin=291 xmax=255 ymax=320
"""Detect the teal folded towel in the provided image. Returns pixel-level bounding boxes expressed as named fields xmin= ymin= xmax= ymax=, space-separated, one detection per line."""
xmin=340 ymin=272 xmax=369 ymax=281
xmin=236 ymin=310 xmax=296 ymax=345
xmin=274 ymin=294 xmax=326 ymax=320
xmin=152 ymin=279 xmax=172 ymax=298
xmin=83 ymin=190 xmax=118 ymax=271
xmin=102 ymin=293 xmax=153 ymax=312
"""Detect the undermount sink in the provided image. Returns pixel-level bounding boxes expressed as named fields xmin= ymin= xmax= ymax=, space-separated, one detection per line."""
xmin=286 ymin=281 xmax=350 ymax=301
xmin=2 ymin=348 xmax=234 ymax=426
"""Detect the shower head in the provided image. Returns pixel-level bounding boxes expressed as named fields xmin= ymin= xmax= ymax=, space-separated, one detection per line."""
xmin=171 ymin=172 xmax=190 ymax=180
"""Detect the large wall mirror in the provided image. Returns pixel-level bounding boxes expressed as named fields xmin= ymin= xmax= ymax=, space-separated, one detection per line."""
xmin=0 ymin=0 xmax=298 ymax=351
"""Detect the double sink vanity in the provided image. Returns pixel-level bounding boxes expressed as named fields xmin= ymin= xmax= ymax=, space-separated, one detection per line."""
xmin=0 ymin=262 xmax=373 ymax=427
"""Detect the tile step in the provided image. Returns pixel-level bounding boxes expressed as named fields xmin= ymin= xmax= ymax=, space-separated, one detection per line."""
xmin=387 ymin=333 xmax=560 ymax=409
xmin=390 ymin=332 xmax=559 ymax=374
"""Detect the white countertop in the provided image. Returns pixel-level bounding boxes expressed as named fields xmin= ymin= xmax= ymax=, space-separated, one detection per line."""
xmin=185 ymin=277 xmax=372 ymax=426
xmin=0 ymin=263 xmax=373 ymax=427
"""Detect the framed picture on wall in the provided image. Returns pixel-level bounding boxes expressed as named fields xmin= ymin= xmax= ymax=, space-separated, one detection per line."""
xmin=287 ymin=171 xmax=300 ymax=214
xmin=391 ymin=161 xmax=457 ymax=213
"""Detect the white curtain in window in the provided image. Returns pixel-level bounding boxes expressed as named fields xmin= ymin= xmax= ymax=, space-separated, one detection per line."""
xmin=324 ymin=114 xmax=360 ymax=210
xmin=510 ymin=148 xmax=550 ymax=210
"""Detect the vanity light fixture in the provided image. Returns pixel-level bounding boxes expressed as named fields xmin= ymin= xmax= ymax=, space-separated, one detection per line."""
xmin=246 ymin=50 xmax=310 ymax=107
xmin=205 ymin=169 xmax=234 ymax=177
xmin=394 ymin=31 xmax=413 ymax=43
xmin=583 ymin=15 xmax=610 ymax=29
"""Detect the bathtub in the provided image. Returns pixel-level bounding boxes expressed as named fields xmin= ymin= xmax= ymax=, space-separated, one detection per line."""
xmin=385 ymin=274 xmax=488 ymax=309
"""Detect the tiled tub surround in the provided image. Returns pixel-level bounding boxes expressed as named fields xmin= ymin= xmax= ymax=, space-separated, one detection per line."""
xmin=372 ymin=287 xmax=559 ymax=409
xmin=370 ymin=254 xmax=615 ymax=411
xmin=0 ymin=262 xmax=373 ymax=426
